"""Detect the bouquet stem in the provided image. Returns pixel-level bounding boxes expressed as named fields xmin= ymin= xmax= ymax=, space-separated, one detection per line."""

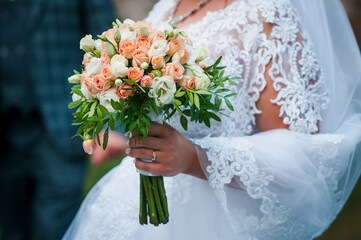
xmin=139 ymin=174 xmax=169 ymax=226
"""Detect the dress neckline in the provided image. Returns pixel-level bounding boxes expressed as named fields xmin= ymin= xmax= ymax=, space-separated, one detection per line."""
xmin=162 ymin=0 xmax=240 ymax=31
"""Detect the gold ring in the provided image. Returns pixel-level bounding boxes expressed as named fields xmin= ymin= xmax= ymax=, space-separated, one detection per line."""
xmin=151 ymin=151 xmax=157 ymax=162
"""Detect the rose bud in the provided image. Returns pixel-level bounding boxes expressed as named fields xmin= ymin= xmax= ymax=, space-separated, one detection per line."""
xmin=167 ymin=39 xmax=183 ymax=56
xmin=104 ymin=42 xmax=117 ymax=57
xmin=101 ymin=64 xmax=117 ymax=81
xmin=172 ymin=50 xmax=189 ymax=65
xmin=68 ymin=74 xmax=81 ymax=84
xmin=127 ymin=67 xmax=144 ymax=82
xmin=138 ymin=24 xmax=149 ymax=37
xmin=116 ymin=83 xmax=135 ymax=99
xmin=178 ymin=75 xmax=196 ymax=90
xmin=115 ymin=79 xmax=123 ymax=86
xmin=94 ymin=74 xmax=111 ymax=91
xmin=83 ymin=139 xmax=96 ymax=155
xmin=140 ymin=75 xmax=153 ymax=87
xmin=162 ymin=62 xmax=185 ymax=81
xmin=140 ymin=62 xmax=149 ymax=69
xmin=132 ymin=47 xmax=150 ymax=67
xmin=120 ymin=39 xmax=136 ymax=59
xmin=151 ymin=55 xmax=166 ymax=69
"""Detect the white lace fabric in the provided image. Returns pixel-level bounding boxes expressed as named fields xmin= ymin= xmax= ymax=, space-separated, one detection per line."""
xmin=63 ymin=0 xmax=361 ymax=239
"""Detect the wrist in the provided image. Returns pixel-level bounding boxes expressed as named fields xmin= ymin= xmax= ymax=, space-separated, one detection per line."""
xmin=183 ymin=141 xmax=206 ymax=179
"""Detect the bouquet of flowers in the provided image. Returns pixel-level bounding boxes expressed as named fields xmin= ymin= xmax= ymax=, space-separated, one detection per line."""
xmin=68 ymin=18 xmax=237 ymax=226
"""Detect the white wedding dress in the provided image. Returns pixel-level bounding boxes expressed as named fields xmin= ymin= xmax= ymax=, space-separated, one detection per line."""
xmin=64 ymin=0 xmax=361 ymax=239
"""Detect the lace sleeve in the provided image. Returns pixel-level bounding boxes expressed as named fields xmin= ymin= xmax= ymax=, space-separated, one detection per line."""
xmin=190 ymin=1 xmax=344 ymax=238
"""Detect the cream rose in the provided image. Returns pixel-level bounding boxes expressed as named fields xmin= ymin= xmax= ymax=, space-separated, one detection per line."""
xmin=80 ymin=34 xmax=96 ymax=52
xmin=97 ymin=87 xmax=119 ymax=112
xmin=111 ymin=54 xmax=128 ymax=66
xmin=149 ymin=40 xmax=169 ymax=57
xmin=110 ymin=61 xmax=128 ymax=78
xmin=121 ymin=28 xmax=137 ymax=42
xmin=149 ymin=76 xmax=176 ymax=105
xmin=156 ymin=22 xmax=173 ymax=33
xmin=195 ymin=45 xmax=209 ymax=62
xmin=86 ymin=57 xmax=102 ymax=76
xmin=185 ymin=44 xmax=197 ymax=65
xmin=195 ymin=74 xmax=211 ymax=90
xmin=123 ymin=18 xmax=135 ymax=25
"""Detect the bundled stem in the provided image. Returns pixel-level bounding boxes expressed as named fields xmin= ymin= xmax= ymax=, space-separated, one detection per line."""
xmin=139 ymin=174 xmax=169 ymax=226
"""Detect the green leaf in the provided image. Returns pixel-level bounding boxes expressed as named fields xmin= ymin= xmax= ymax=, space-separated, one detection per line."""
xmin=109 ymin=114 xmax=115 ymax=130
xmin=225 ymin=98 xmax=234 ymax=111
xmin=72 ymin=88 xmax=84 ymax=98
xmin=175 ymin=91 xmax=185 ymax=97
xmin=208 ymin=112 xmax=222 ymax=122
xmin=68 ymin=100 xmax=82 ymax=109
xmin=183 ymin=109 xmax=191 ymax=117
xmin=196 ymin=90 xmax=212 ymax=95
xmin=225 ymin=93 xmax=237 ymax=98
xmin=88 ymin=100 xmax=98 ymax=117
xmin=194 ymin=93 xmax=200 ymax=109
xmin=98 ymin=104 xmax=109 ymax=115
xmin=188 ymin=91 xmax=194 ymax=106
xmin=180 ymin=115 xmax=188 ymax=131
xmin=215 ymin=88 xmax=230 ymax=94
xmin=87 ymin=116 xmax=101 ymax=121
xmin=102 ymin=128 xmax=109 ymax=150
xmin=174 ymin=99 xmax=182 ymax=106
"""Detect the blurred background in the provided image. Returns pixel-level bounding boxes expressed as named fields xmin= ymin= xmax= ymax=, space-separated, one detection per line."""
xmin=0 ymin=0 xmax=359 ymax=239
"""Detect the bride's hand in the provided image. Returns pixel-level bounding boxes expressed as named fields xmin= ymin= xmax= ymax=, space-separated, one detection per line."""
xmin=127 ymin=122 xmax=205 ymax=179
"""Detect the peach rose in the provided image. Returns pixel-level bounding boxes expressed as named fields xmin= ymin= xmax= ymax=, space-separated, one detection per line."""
xmin=177 ymin=35 xmax=193 ymax=46
xmin=94 ymin=74 xmax=111 ymax=91
xmin=82 ymin=53 xmax=92 ymax=66
xmin=140 ymin=75 xmax=153 ymax=87
xmin=127 ymin=67 xmax=144 ymax=82
xmin=132 ymin=47 xmax=150 ymax=67
xmin=101 ymin=64 xmax=117 ymax=81
xmin=100 ymin=51 xmax=111 ymax=65
xmin=162 ymin=62 xmax=185 ymax=81
xmin=80 ymin=72 xmax=89 ymax=85
xmin=83 ymin=77 xmax=100 ymax=96
xmin=116 ymin=83 xmax=135 ymax=99
xmin=136 ymin=35 xmax=151 ymax=50
xmin=167 ymin=39 xmax=183 ymax=56
xmin=151 ymin=55 xmax=166 ymax=69
xmin=150 ymin=31 xmax=166 ymax=42
xmin=172 ymin=50 xmax=189 ymax=65
xmin=83 ymin=139 xmax=96 ymax=155
xmin=120 ymin=39 xmax=136 ymax=59
xmin=178 ymin=75 xmax=195 ymax=90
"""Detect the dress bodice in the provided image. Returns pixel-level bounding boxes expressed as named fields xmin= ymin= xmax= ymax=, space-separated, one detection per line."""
xmin=146 ymin=0 xmax=329 ymax=139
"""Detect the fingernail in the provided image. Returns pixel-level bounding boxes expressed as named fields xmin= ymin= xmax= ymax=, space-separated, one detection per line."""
xmin=125 ymin=148 xmax=130 ymax=155
xmin=126 ymin=139 xmax=130 ymax=148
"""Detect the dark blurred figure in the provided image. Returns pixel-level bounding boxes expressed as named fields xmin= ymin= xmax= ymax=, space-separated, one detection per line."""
xmin=0 ymin=0 xmax=115 ymax=239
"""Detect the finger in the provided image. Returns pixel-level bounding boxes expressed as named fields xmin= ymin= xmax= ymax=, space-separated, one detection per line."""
xmin=128 ymin=136 xmax=163 ymax=150
xmin=135 ymin=159 xmax=171 ymax=176
xmin=127 ymin=147 xmax=158 ymax=161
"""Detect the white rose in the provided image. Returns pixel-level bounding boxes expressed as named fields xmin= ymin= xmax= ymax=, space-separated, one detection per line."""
xmin=97 ymin=87 xmax=119 ymax=112
xmin=195 ymin=74 xmax=210 ymax=90
xmin=81 ymin=82 xmax=95 ymax=99
xmin=185 ymin=44 xmax=197 ymax=65
xmin=111 ymin=54 xmax=128 ymax=67
xmin=123 ymin=18 xmax=135 ymax=25
xmin=95 ymin=39 xmax=102 ymax=51
xmin=195 ymin=45 xmax=209 ymax=62
xmin=72 ymin=93 xmax=82 ymax=102
xmin=110 ymin=61 xmax=128 ymax=78
xmin=149 ymin=40 xmax=169 ymax=57
xmin=80 ymin=34 xmax=96 ymax=52
xmin=149 ymin=76 xmax=176 ymax=105
xmin=157 ymin=22 xmax=173 ymax=33
xmin=121 ymin=29 xmax=137 ymax=42
xmin=187 ymin=64 xmax=204 ymax=77
xmin=86 ymin=57 xmax=102 ymax=76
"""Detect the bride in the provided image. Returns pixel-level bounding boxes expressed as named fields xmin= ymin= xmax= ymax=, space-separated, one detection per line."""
xmin=64 ymin=0 xmax=361 ymax=239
